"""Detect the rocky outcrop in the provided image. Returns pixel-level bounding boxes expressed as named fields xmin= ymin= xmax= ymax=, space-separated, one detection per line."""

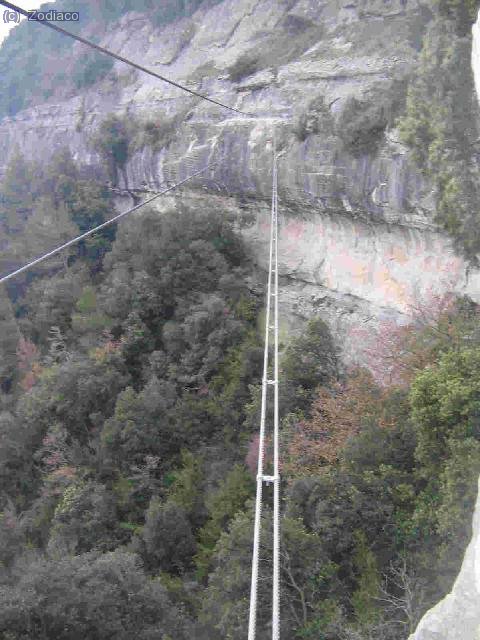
xmin=1 ymin=0 xmax=479 ymax=360
xmin=473 ymin=9 xmax=480 ymax=102
xmin=408 ymin=477 xmax=480 ymax=640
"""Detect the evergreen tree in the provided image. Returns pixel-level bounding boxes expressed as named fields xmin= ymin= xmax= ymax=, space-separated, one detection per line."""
xmin=0 ymin=287 xmax=20 ymax=391
xmin=0 ymin=147 xmax=36 ymax=234
xmin=351 ymin=530 xmax=382 ymax=629
xmin=6 ymin=196 xmax=80 ymax=288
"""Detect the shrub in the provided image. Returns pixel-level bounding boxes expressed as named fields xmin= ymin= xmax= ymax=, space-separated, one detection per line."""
xmin=227 ymin=52 xmax=260 ymax=82
xmin=336 ymin=79 xmax=408 ymax=157
xmin=142 ymin=498 xmax=196 ymax=573
xmin=0 ymin=551 xmax=193 ymax=639
xmin=293 ymin=95 xmax=332 ymax=142
xmin=72 ymin=52 xmax=114 ymax=89
xmin=137 ymin=115 xmax=179 ymax=151
xmin=195 ymin=464 xmax=253 ymax=578
xmin=92 ymin=113 xmax=134 ymax=184
xmin=280 ymin=316 xmax=338 ymax=413
xmin=397 ymin=17 xmax=480 ymax=259
xmin=338 ymin=95 xmax=388 ymax=155
xmin=435 ymin=0 xmax=480 ymax=34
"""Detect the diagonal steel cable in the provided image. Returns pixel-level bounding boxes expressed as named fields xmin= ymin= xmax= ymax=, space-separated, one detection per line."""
xmin=0 ymin=0 xmax=253 ymax=116
xmin=0 ymin=162 xmax=216 ymax=284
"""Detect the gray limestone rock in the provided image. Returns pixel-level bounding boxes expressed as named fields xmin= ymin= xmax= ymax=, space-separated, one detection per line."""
xmin=1 ymin=0 xmax=479 ymax=362
xmin=408 ymin=477 xmax=480 ymax=640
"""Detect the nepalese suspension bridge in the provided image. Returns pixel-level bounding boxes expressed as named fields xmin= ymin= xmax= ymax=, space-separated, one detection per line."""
xmin=0 ymin=1 xmax=285 ymax=637
xmin=248 ymin=143 xmax=281 ymax=640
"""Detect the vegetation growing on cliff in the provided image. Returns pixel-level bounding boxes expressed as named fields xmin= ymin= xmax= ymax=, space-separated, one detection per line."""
xmin=2 ymin=2 xmax=480 ymax=638
xmin=227 ymin=52 xmax=260 ymax=82
xmin=227 ymin=14 xmax=323 ymax=85
xmin=1 ymin=147 xmax=480 ymax=639
xmin=0 ymin=147 xmax=113 ymax=288
xmin=293 ymin=74 xmax=408 ymax=158
xmin=91 ymin=109 xmax=194 ymax=180
xmin=72 ymin=51 xmax=115 ymax=90
xmin=0 ymin=0 xmax=220 ymax=119
xmin=398 ymin=2 xmax=480 ymax=260
xmin=435 ymin=0 xmax=479 ymax=35
xmin=92 ymin=114 xmax=133 ymax=185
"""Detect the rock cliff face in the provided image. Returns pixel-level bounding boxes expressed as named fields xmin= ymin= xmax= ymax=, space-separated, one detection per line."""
xmin=1 ymin=0 xmax=479 ymax=362
xmin=408 ymin=477 xmax=480 ymax=640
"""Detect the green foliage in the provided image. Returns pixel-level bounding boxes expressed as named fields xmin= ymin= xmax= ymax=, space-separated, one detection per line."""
xmin=101 ymin=377 xmax=178 ymax=473
xmin=283 ymin=302 xmax=480 ymax=632
xmin=436 ymin=438 xmax=480 ymax=545
xmin=200 ymin=508 xmax=336 ymax=639
xmin=434 ymin=0 xmax=479 ymax=34
xmin=16 ymin=351 xmax=131 ymax=455
xmin=333 ymin=75 xmax=409 ymax=156
xmin=19 ymin=197 xmax=80 ymax=270
xmin=92 ymin=113 xmax=133 ymax=184
xmin=0 ymin=147 xmax=36 ymax=234
xmin=18 ymin=271 xmax=84 ymax=345
xmin=281 ymin=317 xmax=338 ymax=413
xmin=168 ymin=449 xmax=204 ymax=517
xmin=0 ymin=550 xmax=193 ymax=639
xmin=343 ymin=391 xmax=415 ymax=476
xmin=341 ymin=95 xmax=389 ymax=156
xmin=4 ymin=52 xmax=480 ymax=634
xmin=120 ymin=312 xmax=156 ymax=373
xmin=209 ymin=330 xmax=263 ymax=439
xmin=227 ymin=52 xmax=260 ymax=82
xmin=63 ymin=177 xmax=114 ymax=258
xmin=0 ymin=148 xmax=113 ymax=296
xmin=397 ymin=17 xmax=480 ymax=258
xmin=351 ymin=531 xmax=381 ymax=628
xmin=0 ymin=288 xmax=20 ymax=392
xmin=72 ymin=51 xmax=114 ymax=89
xmin=0 ymin=0 xmax=78 ymax=118
xmin=296 ymin=598 xmax=344 ymax=640
xmin=99 ymin=205 xmax=245 ymax=322
xmin=142 ymin=498 xmax=197 ymax=573
xmin=49 ymin=480 xmax=120 ymax=554
xmin=195 ymin=464 xmax=254 ymax=578
xmin=282 ymin=317 xmax=337 ymax=388
xmin=72 ymin=285 xmax=114 ymax=337
xmin=133 ymin=107 xmax=193 ymax=152
xmin=112 ymin=472 xmax=135 ymax=506
xmin=293 ymin=96 xmax=332 ymax=143
xmin=234 ymin=294 xmax=257 ymax=322
xmin=0 ymin=508 xmax=26 ymax=570
xmin=404 ymin=347 xmax=480 ymax=591
xmin=410 ymin=347 xmax=480 ymax=474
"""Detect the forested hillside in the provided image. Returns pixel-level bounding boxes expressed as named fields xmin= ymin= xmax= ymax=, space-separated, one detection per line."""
xmin=1 ymin=146 xmax=480 ymax=639
xmin=1 ymin=0 xmax=480 ymax=639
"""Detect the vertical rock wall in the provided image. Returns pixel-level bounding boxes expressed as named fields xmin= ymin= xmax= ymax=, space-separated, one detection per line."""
xmin=1 ymin=0 xmax=480 ymax=363
xmin=473 ymin=10 xmax=480 ymax=101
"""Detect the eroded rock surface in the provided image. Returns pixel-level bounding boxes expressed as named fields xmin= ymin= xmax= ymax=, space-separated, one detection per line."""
xmin=408 ymin=477 xmax=480 ymax=640
xmin=1 ymin=0 xmax=479 ymax=360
